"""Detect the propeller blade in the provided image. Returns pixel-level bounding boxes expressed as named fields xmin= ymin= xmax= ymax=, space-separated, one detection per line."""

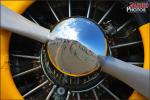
xmin=0 ymin=4 xmax=55 ymax=43
xmin=99 ymin=56 xmax=150 ymax=99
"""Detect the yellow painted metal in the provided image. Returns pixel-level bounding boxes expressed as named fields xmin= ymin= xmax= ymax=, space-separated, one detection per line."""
xmin=140 ymin=23 xmax=150 ymax=70
xmin=0 ymin=1 xmax=34 ymax=100
xmin=0 ymin=1 xmax=149 ymax=99
xmin=129 ymin=23 xmax=150 ymax=100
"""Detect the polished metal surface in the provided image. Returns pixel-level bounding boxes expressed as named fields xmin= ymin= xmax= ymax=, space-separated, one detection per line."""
xmin=2 ymin=4 xmax=150 ymax=98
xmin=69 ymin=0 xmax=71 ymax=17
xmin=46 ymin=85 xmax=57 ymax=100
xmin=47 ymin=17 xmax=107 ymax=76
xmin=47 ymin=2 xmax=60 ymax=22
xmin=11 ymin=54 xmax=40 ymax=59
xmin=87 ymin=0 xmax=92 ymax=18
xmin=111 ymin=41 xmax=142 ymax=49
xmin=23 ymin=80 xmax=49 ymax=97
xmin=13 ymin=66 xmax=41 ymax=78
xmin=51 ymin=17 xmax=107 ymax=56
xmin=100 ymin=84 xmax=120 ymax=100
xmin=98 ymin=3 xmax=115 ymax=24
xmin=47 ymin=39 xmax=100 ymax=76
xmin=46 ymin=24 xmax=150 ymax=98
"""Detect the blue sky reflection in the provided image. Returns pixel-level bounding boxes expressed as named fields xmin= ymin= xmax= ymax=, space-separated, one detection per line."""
xmin=52 ymin=18 xmax=107 ymax=56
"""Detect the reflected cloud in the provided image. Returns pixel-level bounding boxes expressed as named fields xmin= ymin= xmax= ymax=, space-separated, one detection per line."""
xmin=52 ymin=17 xmax=107 ymax=56
xmin=53 ymin=18 xmax=78 ymax=40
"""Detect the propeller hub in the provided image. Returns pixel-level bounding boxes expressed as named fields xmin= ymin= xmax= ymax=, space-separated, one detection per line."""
xmin=46 ymin=17 xmax=108 ymax=76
